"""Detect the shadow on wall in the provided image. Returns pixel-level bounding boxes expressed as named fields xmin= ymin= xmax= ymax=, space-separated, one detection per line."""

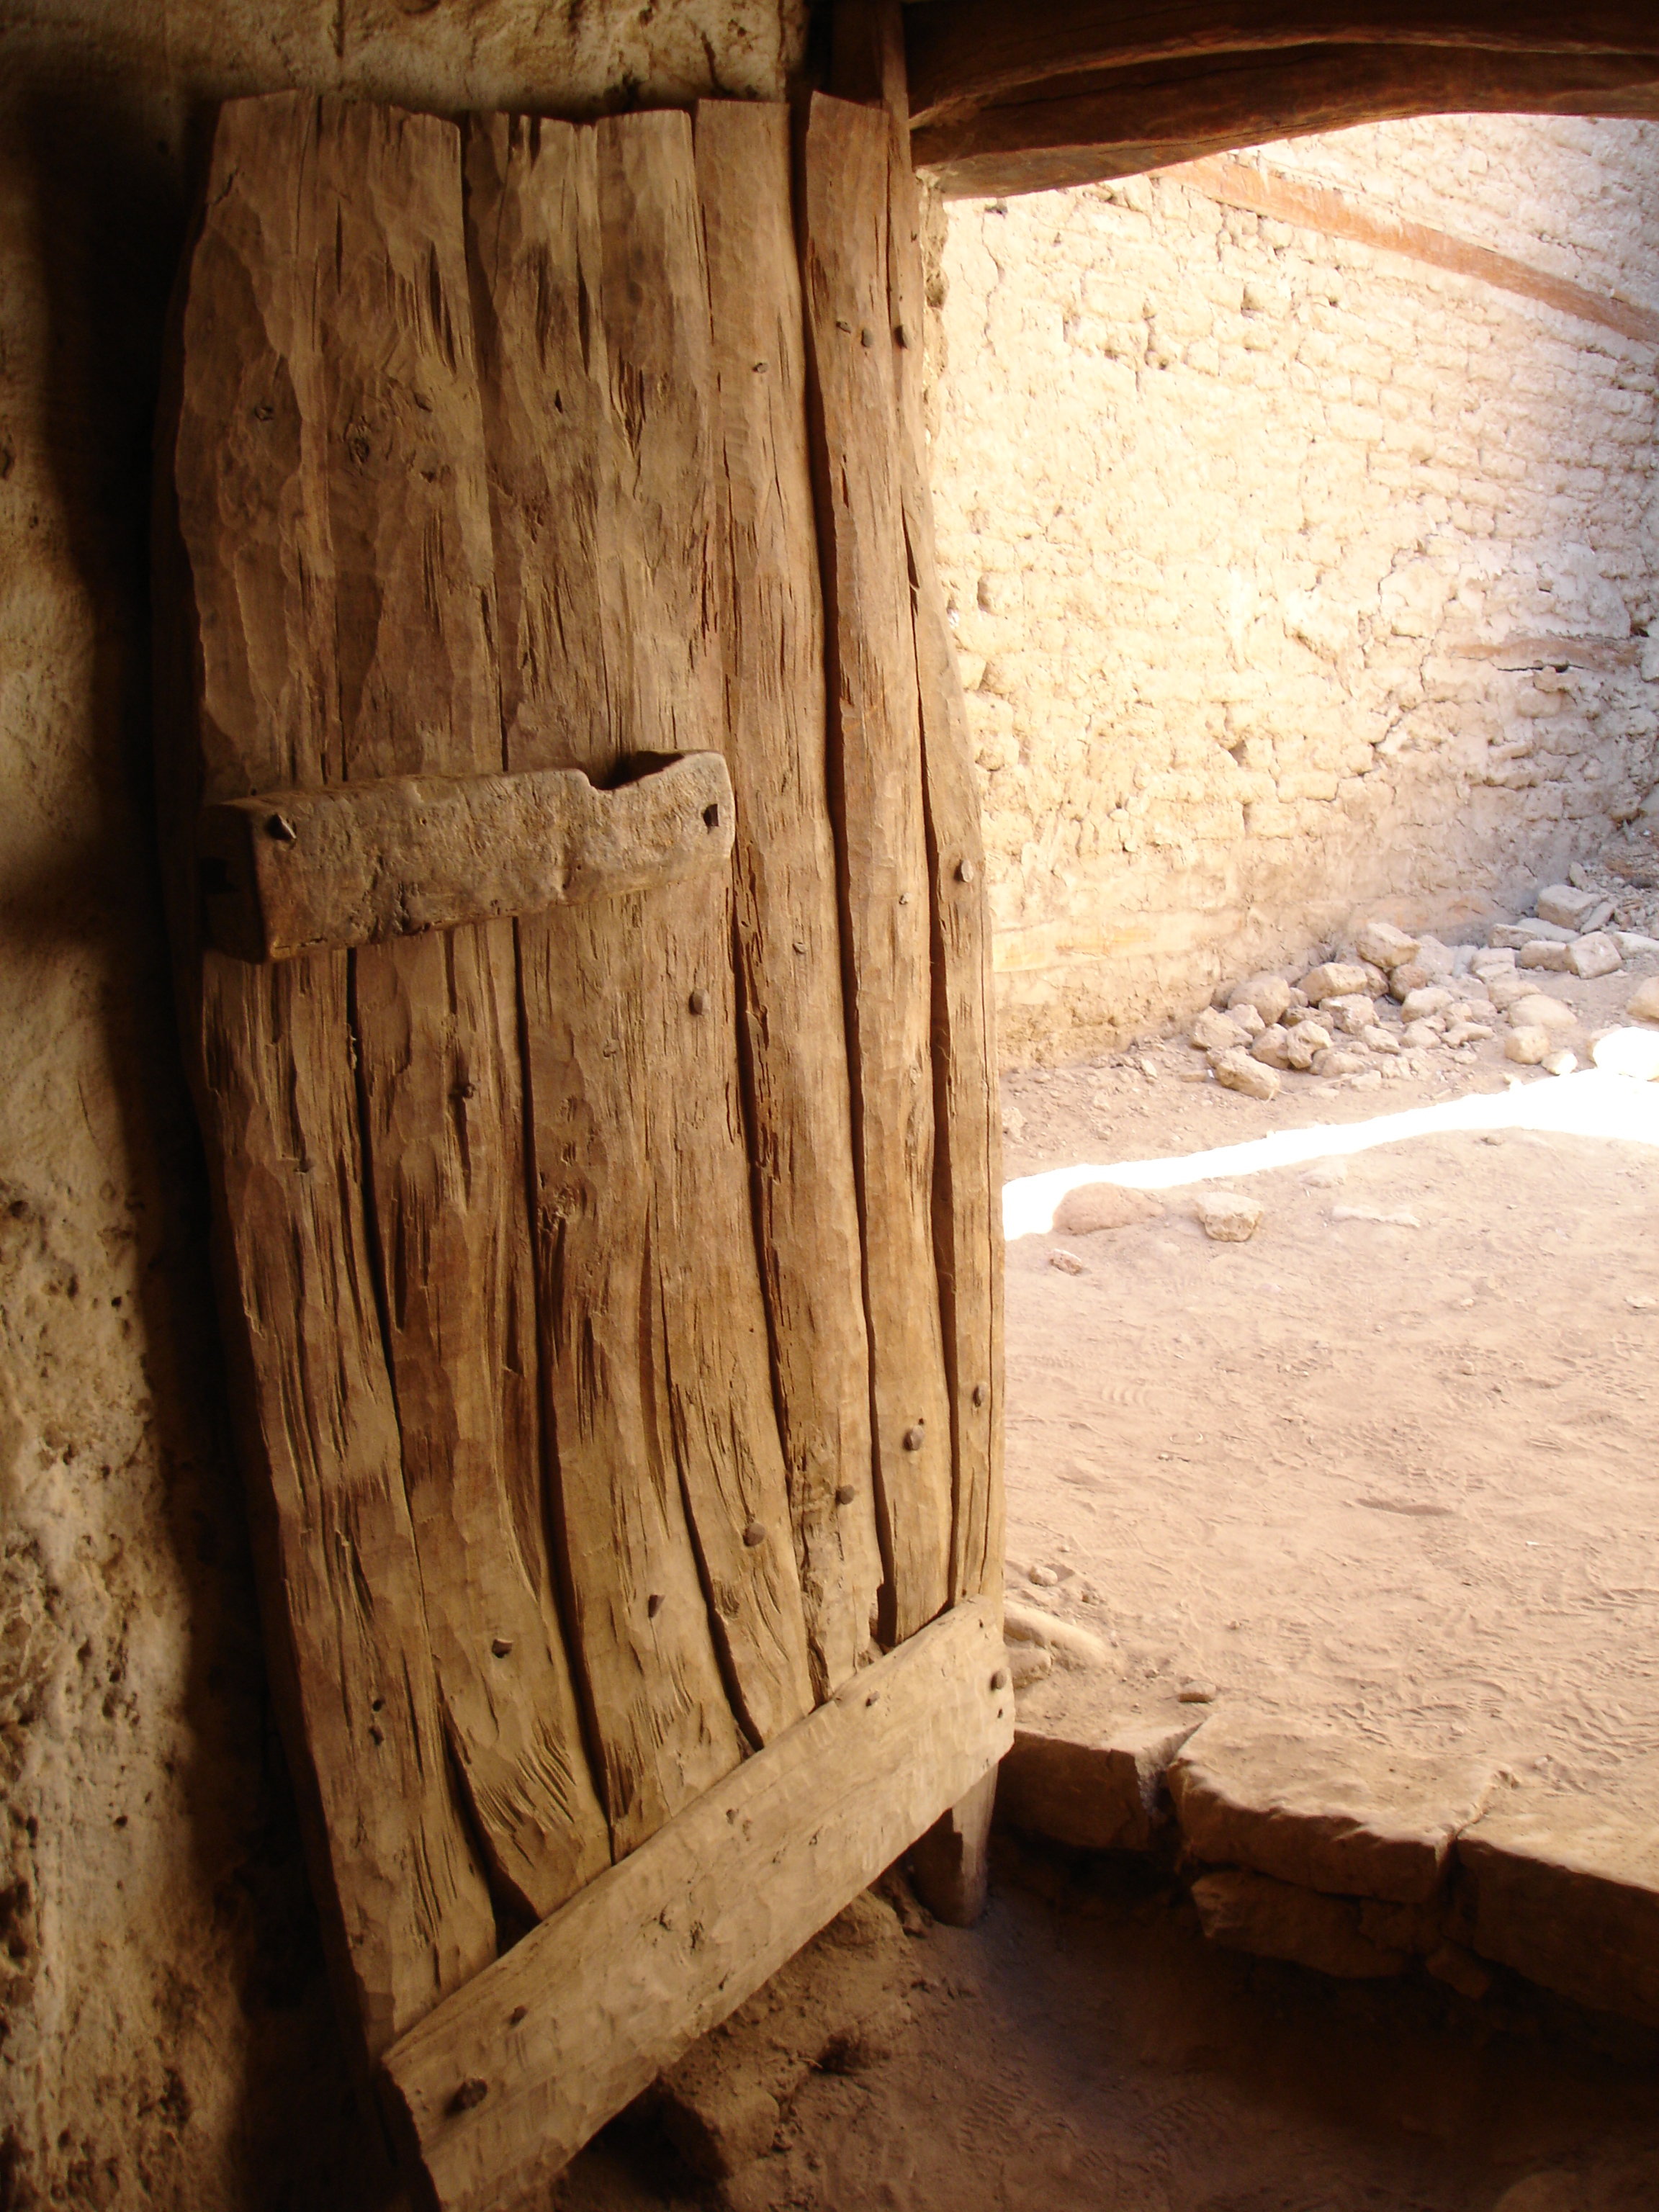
xmin=4 ymin=66 xmax=395 ymax=2212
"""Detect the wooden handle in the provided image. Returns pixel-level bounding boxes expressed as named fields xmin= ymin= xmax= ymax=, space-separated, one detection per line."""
xmin=197 ymin=752 xmax=736 ymax=962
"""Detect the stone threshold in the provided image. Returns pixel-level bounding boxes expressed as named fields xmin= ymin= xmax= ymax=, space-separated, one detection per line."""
xmin=996 ymin=1670 xmax=1659 ymax=2029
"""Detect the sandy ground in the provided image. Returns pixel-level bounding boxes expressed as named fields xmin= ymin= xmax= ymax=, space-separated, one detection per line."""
xmin=561 ymin=1858 xmax=1659 ymax=2212
xmin=998 ymin=953 xmax=1659 ymax=1814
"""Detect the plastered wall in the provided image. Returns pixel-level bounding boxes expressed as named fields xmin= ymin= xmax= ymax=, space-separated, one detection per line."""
xmin=0 ymin=8 xmax=804 ymax=2204
xmin=930 ymin=119 xmax=1659 ymax=1062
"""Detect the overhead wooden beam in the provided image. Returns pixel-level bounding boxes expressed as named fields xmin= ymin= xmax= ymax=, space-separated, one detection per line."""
xmin=197 ymin=755 xmax=736 ymax=961
xmin=913 ymin=42 xmax=1659 ymax=199
xmin=907 ymin=0 xmax=1659 ymax=128
xmin=379 ymin=1596 xmax=1014 ymax=2212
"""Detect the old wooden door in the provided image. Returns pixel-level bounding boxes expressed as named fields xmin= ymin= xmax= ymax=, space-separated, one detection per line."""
xmin=154 ymin=76 xmax=1004 ymax=2212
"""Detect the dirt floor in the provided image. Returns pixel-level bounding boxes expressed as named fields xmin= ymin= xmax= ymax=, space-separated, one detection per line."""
xmin=997 ymin=950 xmax=1659 ymax=1816
xmin=561 ymin=1858 xmax=1659 ymax=2212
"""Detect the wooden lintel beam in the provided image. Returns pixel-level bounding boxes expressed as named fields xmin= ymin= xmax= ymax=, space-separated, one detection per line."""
xmin=912 ymin=43 xmax=1659 ymax=200
xmin=906 ymin=0 xmax=1659 ymax=129
xmin=378 ymin=1596 xmax=1014 ymax=2212
xmin=197 ymin=752 xmax=735 ymax=962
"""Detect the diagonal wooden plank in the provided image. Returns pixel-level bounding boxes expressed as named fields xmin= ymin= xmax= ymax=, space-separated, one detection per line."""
xmin=379 ymin=1595 xmax=1015 ymax=2212
xmin=799 ymin=92 xmax=954 ymax=1644
xmin=693 ymin=98 xmax=884 ymax=1699
xmin=156 ymin=91 xmax=496 ymax=2063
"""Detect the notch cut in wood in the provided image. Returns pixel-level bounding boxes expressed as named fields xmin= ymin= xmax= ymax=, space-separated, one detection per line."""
xmin=197 ymin=752 xmax=736 ymax=962
xmin=378 ymin=1595 xmax=1014 ymax=2212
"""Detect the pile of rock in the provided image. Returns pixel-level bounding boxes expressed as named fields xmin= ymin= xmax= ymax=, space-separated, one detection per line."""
xmin=1188 ymin=891 xmax=1659 ymax=1098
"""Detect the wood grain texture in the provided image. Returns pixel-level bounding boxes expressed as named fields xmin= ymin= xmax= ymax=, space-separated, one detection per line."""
xmin=161 ymin=91 xmax=496 ymax=2062
xmin=199 ymin=755 xmax=737 ymax=963
xmin=379 ymin=1596 xmax=1015 ymax=2212
xmin=463 ymin=110 xmax=812 ymax=1848
xmin=871 ymin=12 xmax=1006 ymax=1609
xmin=693 ymin=99 xmax=883 ymax=1699
xmin=914 ymin=44 xmax=1659 ymax=197
xmin=305 ymin=99 xmax=611 ymax=1930
xmin=906 ymin=0 xmax=1659 ymax=127
xmin=800 ymin=92 xmax=953 ymax=1646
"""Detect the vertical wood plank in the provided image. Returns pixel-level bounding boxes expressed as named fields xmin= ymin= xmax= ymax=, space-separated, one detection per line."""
xmin=693 ymin=99 xmax=884 ymax=1698
xmin=833 ymin=3 xmax=1007 ymax=1603
xmin=161 ymin=92 xmax=496 ymax=2063
xmin=463 ymin=112 xmax=811 ymax=1848
xmin=799 ymin=92 xmax=954 ymax=1643
xmin=308 ymin=102 xmax=611 ymax=1925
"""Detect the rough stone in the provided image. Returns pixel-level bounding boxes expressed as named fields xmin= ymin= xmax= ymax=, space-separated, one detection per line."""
xmin=1563 ymin=933 xmax=1620 ymax=980
xmin=1398 ymin=986 xmax=1454 ymax=1022
xmin=1354 ymin=920 xmax=1419 ymax=971
xmin=1491 ymin=920 xmax=1576 ymax=949
xmin=1227 ymin=973 xmax=1292 ymax=1026
xmin=1191 ymin=1006 xmax=1246 ymax=1053
xmin=1231 ymin=1002 xmax=1267 ymax=1038
xmin=1214 ymin=1049 xmax=1280 ymax=1101
xmin=1509 ymin=993 xmax=1576 ymax=1032
xmin=1323 ymin=992 xmax=1377 ymax=1036
xmin=997 ymin=1714 xmax=1200 ymax=1854
xmin=1542 ymin=1048 xmax=1578 ymax=1076
xmin=1006 ymin=1642 xmax=1054 ymax=1691
xmin=1613 ymin=931 xmax=1659 ymax=957
xmin=1168 ymin=1710 xmax=1494 ymax=1903
xmin=1401 ymin=1020 xmax=1442 ymax=1048
xmin=1193 ymin=1191 xmax=1264 ymax=1241
xmin=1053 ymin=1182 xmax=1166 ymax=1235
xmin=1250 ymin=1025 xmax=1293 ymax=1069
xmin=1486 ymin=971 xmax=1537 ymax=1012
xmin=1002 ymin=1601 xmax=1113 ymax=1672
xmin=1312 ymin=1048 xmax=1368 ymax=1077
xmin=1629 ymin=976 xmax=1659 ymax=1022
xmin=1050 ymin=1249 xmax=1087 ymax=1275
xmin=1535 ymin=883 xmax=1601 ymax=930
xmin=1505 ymin=1026 xmax=1552 ymax=1065
xmin=1360 ymin=1026 xmax=1401 ymax=1056
xmin=1442 ymin=1020 xmax=1493 ymax=1047
xmin=1301 ymin=961 xmax=1371 ymax=1004
xmin=1191 ymin=1869 xmax=1412 ymax=1979
xmin=1457 ymin=1790 xmax=1659 ymax=2028
xmin=1518 ymin=941 xmax=1572 ymax=971
xmin=1284 ymin=1028 xmax=1320 ymax=1071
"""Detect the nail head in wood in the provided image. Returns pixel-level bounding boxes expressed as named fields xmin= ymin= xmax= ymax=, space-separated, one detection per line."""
xmin=956 ymin=857 xmax=976 ymax=884
xmin=742 ymin=1520 xmax=766 ymax=1548
xmin=688 ymin=987 xmax=709 ymax=1016
xmin=834 ymin=1484 xmax=856 ymax=1506
xmin=647 ymin=1593 xmax=664 ymax=1619
xmin=903 ymin=1425 xmax=925 ymax=1452
xmin=490 ymin=1637 xmax=513 ymax=1658
xmin=449 ymin=2078 xmax=488 ymax=2116
xmin=990 ymin=1669 xmax=1009 ymax=1692
xmin=972 ymin=1382 xmax=989 ymax=1408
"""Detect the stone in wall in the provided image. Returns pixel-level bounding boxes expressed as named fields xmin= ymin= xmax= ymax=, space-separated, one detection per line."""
xmin=930 ymin=118 xmax=1659 ymax=1063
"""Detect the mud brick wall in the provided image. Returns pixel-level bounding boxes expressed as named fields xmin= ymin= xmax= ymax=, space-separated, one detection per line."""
xmin=930 ymin=120 xmax=1659 ymax=1062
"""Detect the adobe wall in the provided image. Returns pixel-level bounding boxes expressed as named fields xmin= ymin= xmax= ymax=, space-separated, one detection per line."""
xmin=930 ymin=120 xmax=1659 ymax=1062
xmin=0 ymin=9 xmax=804 ymax=2205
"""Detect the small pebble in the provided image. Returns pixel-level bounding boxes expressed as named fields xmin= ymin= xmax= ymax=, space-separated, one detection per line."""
xmin=1050 ymin=1249 xmax=1086 ymax=1275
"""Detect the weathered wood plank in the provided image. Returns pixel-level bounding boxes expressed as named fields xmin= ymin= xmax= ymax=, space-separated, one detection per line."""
xmin=863 ymin=6 xmax=1006 ymax=1609
xmin=913 ymin=45 xmax=1659 ymax=199
xmin=301 ymin=98 xmax=613 ymax=1929
xmin=693 ymin=99 xmax=883 ymax=1699
xmin=592 ymin=108 xmax=814 ymax=1753
xmin=464 ymin=110 xmax=813 ymax=1840
xmin=800 ymin=92 xmax=953 ymax=1645
xmin=379 ymin=1596 xmax=1015 ymax=2212
xmin=199 ymin=755 xmax=737 ymax=963
xmin=464 ymin=112 xmax=745 ymax=1853
xmin=905 ymin=0 xmax=1659 ymax=130
xmin=161 ymin=91 xmax=496 ymax=2063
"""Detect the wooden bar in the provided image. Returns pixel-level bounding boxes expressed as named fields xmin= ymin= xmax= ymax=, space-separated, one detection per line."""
xmin=199 ymin=755 xmax=737 ymax=962
xmin=693 ymin=98 xmax=884 ymax=1699
xmin=905 ymin=0 xmax=1659 ymax=130
xmin=914 ymin=44 xmax=1659 ymax=199
xmin=159 ymin=91 xmax=497 ymax=2064
xmin=379 ymin=1596 xmax=1015 ymax=2212
xmin=800 ymin=92 xmax=954 ymax=1645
